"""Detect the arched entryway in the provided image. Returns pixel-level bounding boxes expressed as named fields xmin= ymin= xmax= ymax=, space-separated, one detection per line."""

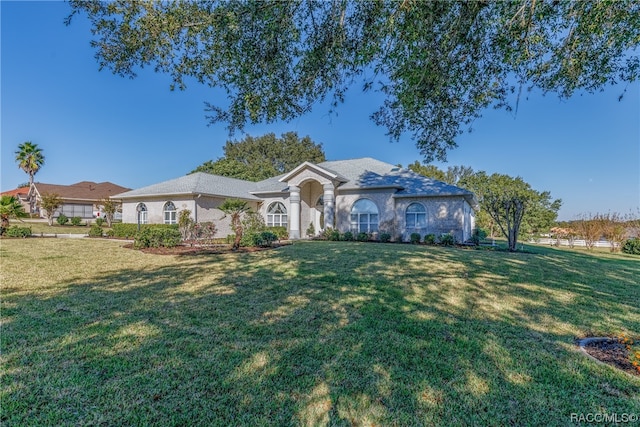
xmin=280 ymin=162 xmax=338 ymax=239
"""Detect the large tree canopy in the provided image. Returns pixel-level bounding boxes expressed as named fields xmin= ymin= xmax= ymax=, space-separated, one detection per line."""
xmin=190 ymin=132 xmax=325 ymax=181
xmin=67 ymin=1 xmax=640 ymax=162
xmin=409 ymin=162 xmax=561 ymax=247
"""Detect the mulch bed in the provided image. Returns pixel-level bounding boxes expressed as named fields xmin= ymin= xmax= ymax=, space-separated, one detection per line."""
xmin=122 ymin=242 xmax=290 ymax=256
xmin=582 ymin=338 xmax=639 ymax=377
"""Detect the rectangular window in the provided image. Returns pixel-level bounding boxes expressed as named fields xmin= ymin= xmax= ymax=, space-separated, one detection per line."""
xmin=164 ymin=211 xmax=177 ymax=224
xmin=417 ymin=213 xmax=426 ymax=228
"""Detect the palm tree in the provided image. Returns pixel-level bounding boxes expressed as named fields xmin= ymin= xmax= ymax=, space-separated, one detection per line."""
xmin=0 ymin=195 xmax=27 ymax=235
xmin=15 ymin=141 xmax=45 ymax=213
xmin=219 ymin=199 xmax=250 ymax=250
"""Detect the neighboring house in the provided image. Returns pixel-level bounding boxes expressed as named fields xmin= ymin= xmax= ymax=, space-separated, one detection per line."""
xmin=114 ymin=157 xmax=477 ymax=242
xmin=0 ymin=187 xmax=31 ymax=212
xmin=28 ymin=181 xmax=131 ymax=219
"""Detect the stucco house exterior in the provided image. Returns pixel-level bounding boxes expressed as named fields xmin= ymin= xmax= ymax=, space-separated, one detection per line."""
xmin=114 ymin=157 xmax=477 ymax=242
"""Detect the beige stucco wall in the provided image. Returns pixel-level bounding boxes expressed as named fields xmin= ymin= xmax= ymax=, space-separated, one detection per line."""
xmin=395 ymin=196 xmax=472 ymax=242
xmin=121 ymin=196 xmax=259 ymax=239
xmin=335 ymin=189 xmax=396 ymax=234
xmin=122 ymin=197 xmax=197 ymax=225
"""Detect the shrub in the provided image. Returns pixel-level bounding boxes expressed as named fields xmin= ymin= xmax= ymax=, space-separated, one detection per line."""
xmin=105 ymin=229 xmax=115 ymax=237
xmin=379 ymin=232 xmax=391 ymax=243
xmin=70 ymin=216 xmax=83 ymax=226
xmin=194 ymin=221 xmax=217 ymax=245
xmin=341 ymin=231 xmax=354 ymax=241
xmin=88 ymin=224 xmax=103 ymax=237
xmin=56 ymin=214 xmax=69 ymax=225
xmin=439 ymin=233 xmax=455 ymax=246
xmin=410 ymin=232 xmax=421 ymax=244
xmin=424 ymin=234 xmax=436 ymax=245
xmin=357 ymin=232 xmax=369 ymax=242
xmin=306 ymin=222 xmax=315 ymax=237
xmin=240 ymin=211 xmax=267 ymax=246
xmin=323 ymin=228 xmax=340 ymax=241
xmin=5 ymin=226 xmax=31 ymax=238
xmin=111 ymin=223 xmax=179 ymax=239
xmin=471 ymin=227 xmax=488 ymax=245
xmin=95 ymin=217 xmax=106 ymax=227
xmin=268 ymin=226 xmax=288 ymax=240
xmin=622 ymin=238 xmax=640 ymax=255
xmin=178 ymin=209 xmax=195 ymax=241
xmin=247 ymin=231 xmax=278 ymax=247
xmin=134 ymin=227 xmax=181 ymax=249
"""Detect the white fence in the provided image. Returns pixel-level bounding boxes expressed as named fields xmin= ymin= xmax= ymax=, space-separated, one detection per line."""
xmin=531 ymin=237 xmax=619 ymax=249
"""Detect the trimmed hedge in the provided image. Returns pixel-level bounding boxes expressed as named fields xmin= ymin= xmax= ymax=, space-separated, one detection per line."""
xmin=134 ymin=227 xmax=181 ymax=248
xmin=5 ymin=226 xmax=31 ymax=238
xmin=111 ymin=223 xmax=179 ymax=239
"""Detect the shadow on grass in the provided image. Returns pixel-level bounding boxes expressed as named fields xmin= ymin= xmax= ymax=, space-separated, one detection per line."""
xmin=3 ymin=241 xmax=639 ymax=425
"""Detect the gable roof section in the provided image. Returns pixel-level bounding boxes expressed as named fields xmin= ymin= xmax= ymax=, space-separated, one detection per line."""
xmin=114 ymin=172 xmax=260 ymax=201
xmin=33 ymin=181 xmax=131 ymax=201
xmin=317 ymin=157 xmax=477 ymax=205
xmin=278 ymin=161 xmax=348 ymax=183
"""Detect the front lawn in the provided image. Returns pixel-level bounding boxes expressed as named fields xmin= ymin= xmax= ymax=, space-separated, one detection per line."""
xmin=9 ymin=219 xmax=99 ymax=235
xmin=1 ymin=239 xmax=639 ymax=425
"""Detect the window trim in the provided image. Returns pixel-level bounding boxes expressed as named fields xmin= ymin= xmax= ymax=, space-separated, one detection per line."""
xmin=137 ymin=203 xmax=148 ymax=225
xmin=266 ymin=201 xmax=288 ymax=228
xmin=163 ymin=201 xmax=177 ymax=224
xmin=405 ymin=202 xmax=427 ymax=229
xmin=350 ymin=198 xmax=379 ymax=233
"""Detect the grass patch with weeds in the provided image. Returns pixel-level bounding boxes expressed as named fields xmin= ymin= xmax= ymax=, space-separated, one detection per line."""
xmin=1 ymin=239 xmax=639 ymax=425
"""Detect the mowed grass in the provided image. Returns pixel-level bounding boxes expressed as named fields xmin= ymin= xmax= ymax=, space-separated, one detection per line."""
xmin=1 ymin=239 xmax=639 ymax=426
xmin=10 ymin=220 xmax=94 ymax=235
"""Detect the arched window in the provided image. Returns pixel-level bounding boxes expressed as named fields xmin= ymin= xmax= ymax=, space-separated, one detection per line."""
xmin=350 ymin=199 xmax=379 ymax=233
xmin=406 ymin=203 xmax=427 ymax=228
xmin=164 ymin=201 xmax=177 ymax=224
xmin=267 ymin=202 xmax=287 ymax=227
xmin=136 ymin=203 xmax=148 ymax=225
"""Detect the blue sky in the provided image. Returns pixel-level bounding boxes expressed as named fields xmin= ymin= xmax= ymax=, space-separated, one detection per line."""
xmin=2 ymin=1 xmax=639 ymax=221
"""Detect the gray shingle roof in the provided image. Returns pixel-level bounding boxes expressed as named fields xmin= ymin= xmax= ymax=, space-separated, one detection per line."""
xmin=318 ymin=157 xmax=473 ymax=197
xmin=114 ymin=172 xmax=260 ymax=200
xmin=114 ymin=157 xmax=475 ymax=204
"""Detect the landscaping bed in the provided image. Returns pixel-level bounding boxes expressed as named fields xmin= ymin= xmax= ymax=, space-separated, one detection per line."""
xmin=580 ymin=337 xmax=640 ymax=377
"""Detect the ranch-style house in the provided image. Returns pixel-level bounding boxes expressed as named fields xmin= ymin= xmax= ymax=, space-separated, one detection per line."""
xmin=114 ymin=157 xmax=477 ymax=242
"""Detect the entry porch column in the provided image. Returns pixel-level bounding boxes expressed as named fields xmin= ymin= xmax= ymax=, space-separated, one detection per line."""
xmin=323 ymin=183 xmax=335 ymax=229
xmin=289 ymin=185 xmax=301 ymax=239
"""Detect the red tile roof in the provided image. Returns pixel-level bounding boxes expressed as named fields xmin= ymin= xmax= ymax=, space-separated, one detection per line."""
xmin=1 ymin=188 xmax=29 ymax=198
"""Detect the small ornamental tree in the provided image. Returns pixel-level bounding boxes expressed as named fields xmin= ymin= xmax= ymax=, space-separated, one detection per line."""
xmin=40 ymin=193 xmax=63 ymax=226
xmin=472 ymin=173 xmax=560 ymax=252
xmin=600 ymin=212 xmax=630 ymax=252
xmin=573 ymin=214 xmax=602 ymax=250
xmin=99 ymin=198 xmax=121 ymax=227
xmin=178 ymin=209 xmax=195 ymax=242
xmin=219 ymin=199 xmax=250 ymax=250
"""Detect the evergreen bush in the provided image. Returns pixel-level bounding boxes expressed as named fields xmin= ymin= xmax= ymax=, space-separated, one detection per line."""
xmin=56 ymin=214 xmax=69 ymax=225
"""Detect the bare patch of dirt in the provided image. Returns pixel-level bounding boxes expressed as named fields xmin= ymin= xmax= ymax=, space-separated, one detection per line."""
xmin=582 ymin=338 xmax=639 ymax=377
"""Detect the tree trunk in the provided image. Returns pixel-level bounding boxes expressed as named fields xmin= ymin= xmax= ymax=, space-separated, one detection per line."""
xmin=1 ymin=215 xmax=9 ymax=235
xmin=232 ymin=216 xmax=242 ymax=250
